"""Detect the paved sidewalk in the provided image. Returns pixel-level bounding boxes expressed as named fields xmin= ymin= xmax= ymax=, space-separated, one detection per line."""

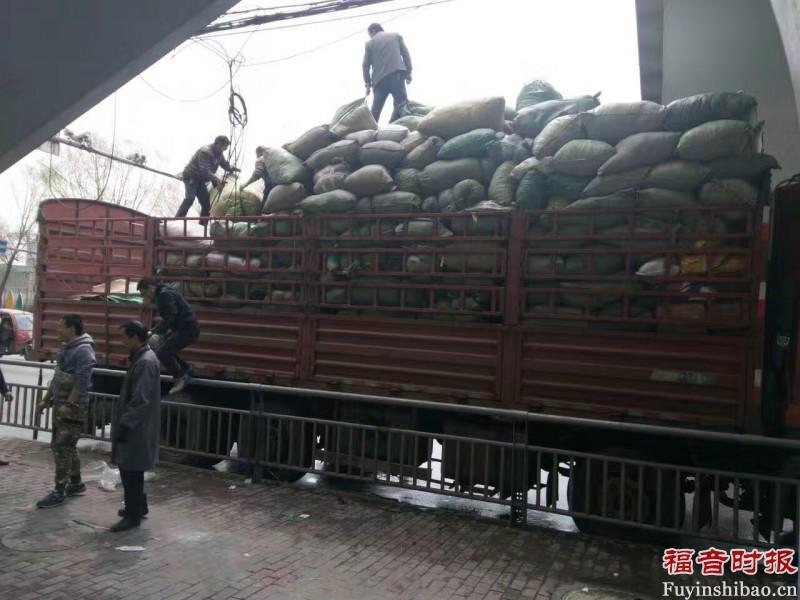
xmin=0 ymin=436 xmax=792 ymax=600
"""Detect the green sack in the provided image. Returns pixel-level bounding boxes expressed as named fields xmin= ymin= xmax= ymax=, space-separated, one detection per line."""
xmin=516 ymin=79 xmax=563 ymax=112
xmin=515 ymin=169 xmax=548 ymax=209
xmin=488 ymin=161 xmax=517 ymax=206
xmin=299 ymin=190 xmax=358 ymax=213
xmin=437 ymin=128 xmax=499 ymax=160
xmin=262 ymin=147 xmax=311 ymax=185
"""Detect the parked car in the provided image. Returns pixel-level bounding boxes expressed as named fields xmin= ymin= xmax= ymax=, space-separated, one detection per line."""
xmin=0 ymin=309 xmax=33 ymax=360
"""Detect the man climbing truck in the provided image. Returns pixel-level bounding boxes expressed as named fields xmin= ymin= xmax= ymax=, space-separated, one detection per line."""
xmin=137 ymin=278 xmax=199 ymax=395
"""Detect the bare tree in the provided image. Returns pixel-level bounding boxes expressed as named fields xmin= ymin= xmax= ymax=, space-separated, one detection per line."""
xmin=0 ymin=175 xmax=40 ymax=302
xmin=36 ymin=133 xmax=181 ymax=215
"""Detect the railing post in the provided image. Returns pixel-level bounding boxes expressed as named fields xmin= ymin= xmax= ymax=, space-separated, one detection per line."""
xmin=32 ymin=366 xmax=43 ymax=441
xmin=250 ymin=391 xmax=264 ymax=484
xmin=510 ymin=420 xmax=528 ymax=527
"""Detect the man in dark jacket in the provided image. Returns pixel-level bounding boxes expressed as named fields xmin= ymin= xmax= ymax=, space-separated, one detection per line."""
xmin=110 ymin=321 xmax=162 ymax=532
xmin=137 ymin=277 xmax=199 ymax=395
xmin=362 ymin=23 xmax=413 ymax=123
xmin=240 ymin=145 xmax=272 ymax=210
xmin=176 ymin=135 xmax=240 ymax=220
xmin=36 ymin=314 xmax=97 ymax=508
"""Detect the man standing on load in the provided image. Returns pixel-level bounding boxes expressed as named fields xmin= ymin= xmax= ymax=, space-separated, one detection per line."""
xmin=177 ymin=135 xmax=240 ymax=219
xmin=137 ymin=277 xmax=199 ymax=395
xmin=239 ymin=145 xmax=272 ymax=211
xmin=362 ymin=23 xmax=413 ymax=123
xmin=36 ymin=314 xmax=96 ymax=509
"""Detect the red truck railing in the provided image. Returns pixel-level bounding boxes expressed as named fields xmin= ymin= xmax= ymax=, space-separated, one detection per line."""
xmin=34 ymin=197 xmax=769 ymax=432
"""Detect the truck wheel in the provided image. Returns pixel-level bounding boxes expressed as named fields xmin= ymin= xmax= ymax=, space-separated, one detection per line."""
xmin=159 ymin=392 xmax=230 ymax=469
xmin=238 ymin=414 xmax=314 ymax=483
xmin=568 ymin=448 xmax=686 ymax=538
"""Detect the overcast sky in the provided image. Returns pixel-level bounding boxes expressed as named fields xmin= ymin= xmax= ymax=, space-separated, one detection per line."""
xmin=0 ymin=0 xmax=640 ymax=227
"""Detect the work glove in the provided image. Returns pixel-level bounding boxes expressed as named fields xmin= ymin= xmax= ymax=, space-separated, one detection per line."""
xmin=405 ymin=73 xmax=412 ymax=84
xmin=3 ymin=393 xmax=12 ymax=402
xmin=147 ymin=333 xmax=161 ymax=348
xmin=114 ymin=423 xmax=131 ymax=444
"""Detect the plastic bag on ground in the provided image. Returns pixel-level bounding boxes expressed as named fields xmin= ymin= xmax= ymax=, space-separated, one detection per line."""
xmin=82 ymin=461 xmax=122 ymax=491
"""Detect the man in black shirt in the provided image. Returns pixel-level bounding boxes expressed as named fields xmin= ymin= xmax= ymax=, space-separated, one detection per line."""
xmin=177 ymin=135 xmax=240 ymax=219
xmin=239 ymin=146 xmax=272 ymax=211
xmin=137 ymin=278 xmax=199 ymax=395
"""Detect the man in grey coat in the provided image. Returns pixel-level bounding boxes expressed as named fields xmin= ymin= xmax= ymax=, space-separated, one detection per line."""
xmin=110 ymin=321 xmax=162 ymax=532
xmin=362 ymin=23 xmax=413 ymax=122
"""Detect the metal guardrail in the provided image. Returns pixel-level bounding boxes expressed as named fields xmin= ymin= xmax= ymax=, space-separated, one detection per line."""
xmin=1 ymin=359 xmax=799 ymax=549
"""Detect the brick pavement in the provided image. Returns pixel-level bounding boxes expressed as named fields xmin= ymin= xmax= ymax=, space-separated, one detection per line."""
xmin=0 ymin=436 xmax=793 ymax=600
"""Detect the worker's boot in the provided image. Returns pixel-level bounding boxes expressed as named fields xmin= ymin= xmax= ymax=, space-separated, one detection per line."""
xmin=65 ymin=481 xmax=86 ymax=497
xmin=110 ymin=516 xmax=141 ymax=533
xmin=118 ymin=494 xmax=148 ymax=518
xmin=169 ymin=369 xmax=194 ymax=395
xmin=36 ymin=489 xmax=66 ymax=509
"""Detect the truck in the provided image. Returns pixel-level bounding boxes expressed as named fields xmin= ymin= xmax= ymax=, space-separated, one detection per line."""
xmin=33 ymin=159 xmax=796 ymax=537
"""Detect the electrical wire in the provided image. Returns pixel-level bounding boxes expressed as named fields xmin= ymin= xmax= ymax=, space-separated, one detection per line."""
xmin=239 ymin=6 xmax=415 ymax=67
xmin=97 ymin=93 xmax=118 ymax=200
xmin=220 ymin=0 xmax=335 ymax=16
xmin=138 ymin=74 xmax=231 ymax=103
xmin=197 ymin=0 xmax=458 ymax=39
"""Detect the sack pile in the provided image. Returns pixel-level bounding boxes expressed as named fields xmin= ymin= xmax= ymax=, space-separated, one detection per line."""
xmin=162 ymin=86 xmax=778 ymax=322
xmin=515 ymin=90 xmax=776 ymax=323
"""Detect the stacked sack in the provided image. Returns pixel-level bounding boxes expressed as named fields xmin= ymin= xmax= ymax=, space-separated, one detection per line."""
xmin=508 ymin=89 xmax=778 ymax=322
xmin=190 ymin=83 xmax=778 ymax=320
xmin=274 ymin=95 xmax=519 ymax=316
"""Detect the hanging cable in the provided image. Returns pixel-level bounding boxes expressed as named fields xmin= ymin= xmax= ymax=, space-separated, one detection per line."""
xmin=97 ymin=93 xmax=118 ymax=200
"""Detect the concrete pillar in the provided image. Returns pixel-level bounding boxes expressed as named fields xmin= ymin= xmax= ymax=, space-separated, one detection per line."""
xmin=0 ymin=0 xmax=237 ymax=174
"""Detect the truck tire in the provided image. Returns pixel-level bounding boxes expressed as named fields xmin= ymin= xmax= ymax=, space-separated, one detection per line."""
xmin=237 ymin=409 xmax=314 ymax=483
xmin=568 ymin=447 xmax=686 ymax=538
xmin=159 ymin=391 xmax=231 ymax=470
